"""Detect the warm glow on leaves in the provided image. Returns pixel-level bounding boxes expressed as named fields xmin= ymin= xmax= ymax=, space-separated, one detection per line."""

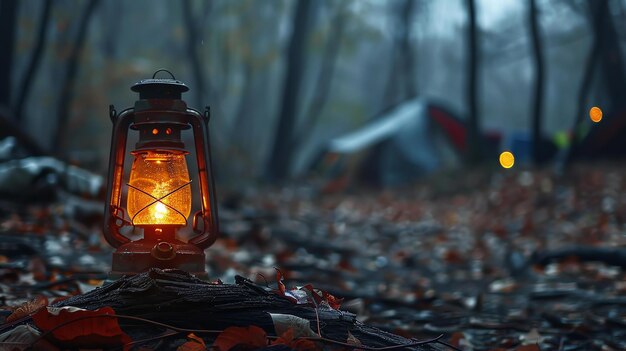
xmin=499 ymin=151 xmax=515 ymax=169
xmin=589 ymin=106 xmax=602 ymax=123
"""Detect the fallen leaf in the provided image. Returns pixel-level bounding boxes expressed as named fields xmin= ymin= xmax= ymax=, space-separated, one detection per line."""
xmin=269 ymin=314 xmax=317 ymax=338
xmin=212 ymin=326 xmax=267 ymax=351
xmin=6 ymin=295 xmax=48 ymax=323
xmin=275 ymin=268 xmax=286 ymax=296
xmin=271 ymin=328 xmax=318 ymax=351
xmin=177 ymin=333 xmax=206 ymax=351
xmin=32 ymin=306 xmax=132 ymax=349
xmin=520 ymin=328 xmax=543 ymax=345
xmin=346 ymin=331 xmax=361 ymax=346
xmin=0 ymin=324 xmax=58 ymax=351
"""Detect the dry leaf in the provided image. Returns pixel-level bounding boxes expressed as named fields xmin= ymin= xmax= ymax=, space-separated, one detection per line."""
xmin=269 ymin=314 xmax=317 ymax=338
xmin=32 ymin=306 xmax=132 ymax=349
xmin=6 ymin=295 xmax=48 ymax=323
xmin=271 ymin=328 xmax=318 ymax=351
xmin=177 ymin=333 xmax=206 ymax=351
xmin=0 ymin=324 xmax=59 ymax=351
xmin=520 ymin=328 xmax=543 ymax=345
xmin=212 ymin=326 xmax=267 ymax=351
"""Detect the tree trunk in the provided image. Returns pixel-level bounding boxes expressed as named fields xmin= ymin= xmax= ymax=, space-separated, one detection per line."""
xmin=465 ymin=0 xmax=481 ymax=165
xmin=399 ymin=0 xmax=416 ymax=99
xmin=0 ymin=0 xmax=18 ymax=110
xmin=292 ymin=0 xmax=348 ymax=149
xmin=266 ymin=0 xmax=313 ymax=181
xmin=529 ymin=0 xmax=545 ymax=165
xmin=182 ymin=0 xmax=210 ymax=109
xmin=564 ymin=0 xmax=603 ymax=165
xmin=594 ymin=0 xmax=626 ymax=111
xmin=52 ymin=0 xmax=99 ymax=154
xmin=382 ymin=0 xmax=416 ymax=110
xmin=14 ymin=0 xmax=53 ymax=122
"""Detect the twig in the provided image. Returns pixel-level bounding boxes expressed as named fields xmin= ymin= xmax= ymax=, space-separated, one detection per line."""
xmin=122 ymin=330 xmax=181 ymax=349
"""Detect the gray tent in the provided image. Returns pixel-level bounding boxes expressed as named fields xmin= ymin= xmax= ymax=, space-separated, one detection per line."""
xmin=314 ymin=98 xmax=463 ymax=187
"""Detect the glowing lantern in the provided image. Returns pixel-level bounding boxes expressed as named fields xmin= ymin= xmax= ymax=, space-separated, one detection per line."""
xmin=104 ymin=70 xmax=218 ymax=277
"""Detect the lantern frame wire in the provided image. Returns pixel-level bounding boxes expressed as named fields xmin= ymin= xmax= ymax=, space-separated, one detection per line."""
xmin=127 ymin=180 xmax=192 ymax=226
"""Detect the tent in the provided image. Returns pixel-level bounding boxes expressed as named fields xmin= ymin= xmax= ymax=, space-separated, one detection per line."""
xmin=311 ymin=98 xmax=492 ymax=188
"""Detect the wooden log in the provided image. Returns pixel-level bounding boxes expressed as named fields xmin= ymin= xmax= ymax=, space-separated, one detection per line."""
xmin=54 ymin=269 xmax=436 ymax=350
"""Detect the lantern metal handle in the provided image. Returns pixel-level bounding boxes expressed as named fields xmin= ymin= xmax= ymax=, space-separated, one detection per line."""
xmin=103 ymin=107 xmax=135 ymax=248
xmin=186 ymin=108 xmax=219 ymax=249
xmin=152 ymin=69 xmax=176 ymax=80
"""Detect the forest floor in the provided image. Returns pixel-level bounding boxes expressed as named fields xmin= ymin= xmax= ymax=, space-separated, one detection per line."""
xmin=1 ymin=162 xmax=626 ymax=350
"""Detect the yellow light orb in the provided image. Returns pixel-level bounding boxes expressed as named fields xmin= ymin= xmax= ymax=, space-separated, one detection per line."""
xmin=589 ymin=106 xmax=602 ymax=123
xmin=499 ymin=151 xmax=515 ymax=169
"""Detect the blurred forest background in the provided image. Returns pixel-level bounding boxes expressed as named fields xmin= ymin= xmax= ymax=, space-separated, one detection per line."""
xmin=2 ymin=0 xmax=626 ymax=188
xmin=4 ymin=2 xmax=626 ymax=349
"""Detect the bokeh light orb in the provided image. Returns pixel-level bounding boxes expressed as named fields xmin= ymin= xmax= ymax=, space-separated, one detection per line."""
xmin=499 ymin=151 xmax=515 ymax=169
xmin=590 ymin=106 xmax=602 ymax=123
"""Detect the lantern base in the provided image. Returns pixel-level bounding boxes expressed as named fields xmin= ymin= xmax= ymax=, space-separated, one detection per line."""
xmin=109 ymin=238 xmax=207 ymax=279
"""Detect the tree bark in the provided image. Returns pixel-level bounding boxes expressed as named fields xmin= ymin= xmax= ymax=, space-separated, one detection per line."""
xmin=529 ymin=0 xmax=545 ymax=165
xmin=292 ymin=0 xmax=348 ymax=149
xmin=266 ymin=0 xmax=313 ymax=181
xmin=52 ymin=0 xmax=100 ymax=154
xmin=14 ymin=0 xmax=53 ymax=122
xmin=465 ymin=0 xmax=482 ymax=165
xmin=0 ymin=0 xmax=18 ymax=110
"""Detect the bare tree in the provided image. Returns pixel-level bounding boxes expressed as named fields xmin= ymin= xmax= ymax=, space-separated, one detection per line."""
xmin=182 ymin=0 xmax=211 ymax=109
xmin=565 ymin=0 xmax=626 ymax=163
xmin=382 ymin=0 xmax=416 ymax=110
xmin=529 ymin=0 xmax=545 ymax=165
xmin=465 ymin=0 xmax=481 ymax=165
xmin=266 ymin=0 xmax=314 ymax=181
xmin=52 ymin=0 xmax=100 ymax=154
xmin=292 ymin=0 xmax=349 ymax=149
xmin=15 ymin=0 xmax=53 ymax=122
xmin=0 ymin=0 xmax=18 ymax=110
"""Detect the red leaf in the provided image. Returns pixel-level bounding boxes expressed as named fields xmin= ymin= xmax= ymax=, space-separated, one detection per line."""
xmin=516 ymin=345 xmax=541 ymax=351
xmin=321 ymin=290 xmax=343 ymax=310
xmin=271 ymin=328 xmax=319 ymax=351
xmin=6 ymin=295 xmax=48 ymax=323
xmin=177 ymin=333 xmax=207 ymax=351
xmin=275 ymin=268 xmax=286 ymax=296
xmin=212 ymin=326 xmax=267 ymax=351
xmin=32 ymin=306 xmax=132 ymax=349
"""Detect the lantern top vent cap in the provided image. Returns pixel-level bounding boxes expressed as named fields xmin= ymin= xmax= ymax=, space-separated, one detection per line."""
xmin=131 ymin=69 xmax=189 ymax=100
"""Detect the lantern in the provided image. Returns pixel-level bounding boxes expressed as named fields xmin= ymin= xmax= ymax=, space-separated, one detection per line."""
xmin=104 ymin=70 xmax=218 ymax=277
